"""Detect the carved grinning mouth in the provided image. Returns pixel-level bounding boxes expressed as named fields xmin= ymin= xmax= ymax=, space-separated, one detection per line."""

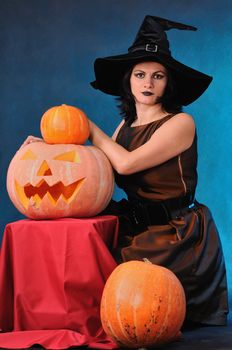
xmin=15 ymin=178 xmax=85 ymax=209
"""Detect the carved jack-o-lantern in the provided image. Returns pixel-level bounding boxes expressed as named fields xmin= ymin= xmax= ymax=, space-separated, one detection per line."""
xmin=7 ymin=142 xmax=114 ymax=219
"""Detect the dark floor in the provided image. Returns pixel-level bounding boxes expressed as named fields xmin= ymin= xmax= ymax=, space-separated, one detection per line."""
xmin=151 ymin=325 xmax=232 ymax=350
xmin=0 ymin=326 xmax=231 ymax=350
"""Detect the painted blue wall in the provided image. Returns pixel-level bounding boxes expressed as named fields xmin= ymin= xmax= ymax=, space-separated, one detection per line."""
xmin=0 ymin=0 xmax=231 ymax=320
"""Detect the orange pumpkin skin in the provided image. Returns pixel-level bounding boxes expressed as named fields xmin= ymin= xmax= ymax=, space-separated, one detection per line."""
xmin=101 ymin=260 xmax=186 ymax=348
xmin=7 ymin=142 xmax=114 ymax=219
xmin=40 ymin=104 xmax=90 ymax=144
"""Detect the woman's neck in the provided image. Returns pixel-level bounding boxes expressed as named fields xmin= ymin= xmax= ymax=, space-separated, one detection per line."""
xmin=132 ymin=103 xmax=167 ymax=126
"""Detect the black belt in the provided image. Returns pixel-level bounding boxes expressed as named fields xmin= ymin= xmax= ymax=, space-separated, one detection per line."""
xmin=126 ymin=193 xmax=196 ymax=228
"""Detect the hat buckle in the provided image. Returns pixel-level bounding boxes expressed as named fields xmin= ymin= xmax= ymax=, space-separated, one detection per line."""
xmin=145 ymin=43 xmax=158 ymax=52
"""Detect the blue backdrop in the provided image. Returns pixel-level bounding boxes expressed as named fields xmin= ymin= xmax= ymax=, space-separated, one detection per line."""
xmin=0 ymin=0 xmax=231 ymax=320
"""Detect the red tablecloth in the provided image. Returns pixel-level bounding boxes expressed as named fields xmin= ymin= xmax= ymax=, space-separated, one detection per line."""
xmin=0 ymin=216 xmax=119 ymax=349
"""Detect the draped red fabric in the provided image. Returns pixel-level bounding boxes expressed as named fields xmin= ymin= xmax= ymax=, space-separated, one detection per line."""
xmin=0 ymin=217 xmax=119 ymax=349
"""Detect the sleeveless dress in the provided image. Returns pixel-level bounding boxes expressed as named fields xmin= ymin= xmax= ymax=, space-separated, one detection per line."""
xmin=112 ymin=114 xmax=228 ymax=326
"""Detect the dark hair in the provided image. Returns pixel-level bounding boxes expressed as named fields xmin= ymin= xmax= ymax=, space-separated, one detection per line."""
xmin=117 ymin=64 xmax=182 ymax=122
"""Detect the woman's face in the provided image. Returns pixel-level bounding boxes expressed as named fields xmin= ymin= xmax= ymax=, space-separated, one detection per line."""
xmin=130 ymin=61 xmax=168 ymax=106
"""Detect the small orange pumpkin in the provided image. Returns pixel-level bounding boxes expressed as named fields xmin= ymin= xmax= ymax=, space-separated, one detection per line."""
xmin=7 ymin=142 xmax=114 ymax=219
xmin=100 ymin=260 xmax=186 ymax=348
xmin=40 ymin=104 xmax=90 ymax=144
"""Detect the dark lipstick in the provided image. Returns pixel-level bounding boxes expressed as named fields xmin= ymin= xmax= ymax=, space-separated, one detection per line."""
xmin=142 ymin=91 xmax=154 ymax=96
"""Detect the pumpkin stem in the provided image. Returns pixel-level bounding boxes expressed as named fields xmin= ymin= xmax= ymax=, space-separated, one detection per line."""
xmin=143 ymin=258 xmax=152 ymax=264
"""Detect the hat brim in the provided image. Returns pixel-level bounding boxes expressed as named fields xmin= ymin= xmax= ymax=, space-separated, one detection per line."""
xmin=91 ymin=51 xmax=212 ymax=106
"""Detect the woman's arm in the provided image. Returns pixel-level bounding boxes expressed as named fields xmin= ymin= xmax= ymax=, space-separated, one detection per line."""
xmin=89 ymin=113 xmax=195 ymax=175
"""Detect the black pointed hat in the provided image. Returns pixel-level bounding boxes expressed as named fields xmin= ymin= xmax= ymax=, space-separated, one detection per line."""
xmin=91 ymin=15 xmax=212 ymax=106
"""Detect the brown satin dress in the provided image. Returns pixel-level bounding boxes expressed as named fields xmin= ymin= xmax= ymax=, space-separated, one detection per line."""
xmin=113 ymin=114 xmax=228 ymax=326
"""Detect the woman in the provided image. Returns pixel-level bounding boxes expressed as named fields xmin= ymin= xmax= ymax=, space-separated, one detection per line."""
xmin=22 ymin=15 xmax=228 ymax=327
xmin=88 ymin=15 xmax=229 ymax=327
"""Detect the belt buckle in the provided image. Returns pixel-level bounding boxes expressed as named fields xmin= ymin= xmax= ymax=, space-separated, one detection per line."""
xmin=188 ymin=202 xmax=195 ymax=209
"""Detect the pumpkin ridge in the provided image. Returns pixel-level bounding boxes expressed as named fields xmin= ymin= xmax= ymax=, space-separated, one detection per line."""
xmin=85 ymin=147 xmax=113 ymax=211
xmin=116 ymin=270 xmax=136 ymax=345
xmin=64 ymin=104 xmax=73 ymax=139
xmin=102 ymin=265 xmax=136 ymax=346
xmin=140 ymin=267 xmax=158 ymax=344
xmin=51 ymin=107 xmax=59 ymax=139
xmin=101 ymin=290 xmax=123 ymax=345
xmin=154 ymin=269 xmax=171 ymax=343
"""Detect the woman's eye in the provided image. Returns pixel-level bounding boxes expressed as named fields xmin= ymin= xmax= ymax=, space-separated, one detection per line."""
xmin=134 ymin=72 xmax=144 ymax=78
xmin=153 ymin=74 xmax=164 ymax=80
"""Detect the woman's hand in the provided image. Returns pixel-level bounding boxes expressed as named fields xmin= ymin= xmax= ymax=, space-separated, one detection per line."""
xmin=19 ymin=135 xmax=44 ymax=149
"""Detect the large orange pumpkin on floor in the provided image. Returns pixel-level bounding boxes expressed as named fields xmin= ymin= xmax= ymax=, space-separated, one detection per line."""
xmin=40 ymin=104 xmax=90 ymax=144
xmin=7 ymin=142 xmax=114 ymax=219
xmin=100 ymin=260 xmax=186 ymax=348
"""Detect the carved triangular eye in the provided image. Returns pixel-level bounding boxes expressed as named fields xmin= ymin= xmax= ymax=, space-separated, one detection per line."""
xmin=53 ymin=151 xmax=80 ymax=163
xmin=37 ymin=160 xmax=52 ymax=176
xmin=20 ymin=150 xmax=37 ymax=160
